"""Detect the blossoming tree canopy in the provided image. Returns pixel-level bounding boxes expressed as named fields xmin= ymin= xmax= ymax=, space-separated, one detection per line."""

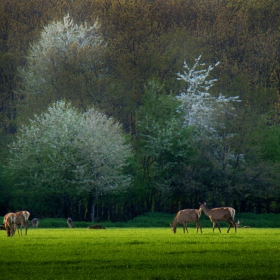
xmin=176 ymin=55 xmax=241 ymax=136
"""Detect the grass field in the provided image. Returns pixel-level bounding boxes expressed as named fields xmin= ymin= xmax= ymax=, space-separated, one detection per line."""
xmin=0 ymin=227 xmax=279 ymax=280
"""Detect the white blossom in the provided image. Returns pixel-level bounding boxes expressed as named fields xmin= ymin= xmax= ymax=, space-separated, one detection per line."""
xmin=19 ymin=14 xmax=104 ymax=95
xmin=177 ymin=55 xmax=243 ymax=169
xmin=6 ymin=101 xmax=131 ymax=194
xmin=176 ymin=55 xmax=241 ymax=136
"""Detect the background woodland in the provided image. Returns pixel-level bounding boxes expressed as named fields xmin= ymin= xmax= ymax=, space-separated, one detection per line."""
xmin=1 ymin=0 xmax=280 ymax=221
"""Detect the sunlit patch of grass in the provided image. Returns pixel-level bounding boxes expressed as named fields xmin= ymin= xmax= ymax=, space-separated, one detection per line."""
xmin=0 ymin=228 xmax=279 ymax=279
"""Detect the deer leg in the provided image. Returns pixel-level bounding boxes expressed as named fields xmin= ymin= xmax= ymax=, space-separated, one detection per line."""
xmin=186 ymin=223 xmax=189 ymax=233
xmin=212 ymin=222 xmax=215 ymax=233
xmin=196 ymin=222 xmax=202 ymax=233
xmin=6 ymin=226 xmax=10 ymax=237
xmin=25 ymin=222 xmax=28 ymax=235
xmin=182 ymin=222 xmax=185 ymax=233
xmin=230 ymin=218 xmax=236 ymax=233
xmin=216 ymin=222 xmax=221 ymax=233
xmin=10 ymin=225 xmax=15 ymax=237
xmin=14 ymin=224 xmax=20 ymax=236
xmin=227 ymin=222 xmax=232 ymax=233
xmin=199 ymin=223 xmax=202 ymax=233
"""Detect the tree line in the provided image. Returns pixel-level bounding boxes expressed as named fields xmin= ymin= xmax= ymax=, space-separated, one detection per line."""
xmin=0 ymin=0 xmax=280 ymax=221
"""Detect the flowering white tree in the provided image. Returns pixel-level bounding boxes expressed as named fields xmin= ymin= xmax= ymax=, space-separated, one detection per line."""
xmin=5 ymin=101 xmax=131 ymax=219
xmin=177 ymin=55 xmax=241 ymax=137
xmin=176 ymin=56 xmax=244 ymax=178
xmin=18 ymin=14 xmax=105 ymax=110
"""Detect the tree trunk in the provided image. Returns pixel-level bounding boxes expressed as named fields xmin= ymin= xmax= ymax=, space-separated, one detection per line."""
xmin=91 ymin=203 xmax=95 ymax=222
xmin=91 ymin=193 xmax=99 ymax=222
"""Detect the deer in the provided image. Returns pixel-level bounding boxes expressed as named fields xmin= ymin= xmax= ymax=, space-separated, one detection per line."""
xmin=236 ymin=220 xmax=250 ymax=228
xmin=170 ymin=209 xmax=202 ymax=234
xmin=88 ymin=225 xmax=106 ymax=229
xmin=236 ymin=220 xmax=243 ymax=228
xmin=31 ymin=218 xmax=39 ymax=228
xmin=199 ymin=202 xmax=236 ymax=233
xmin=4 ymin=213 xmax=16 ymax=237
xmin=14 ymin=211 xmax=30 ymax=236
xmin=67 ymin=217 xmax=74 ymax=228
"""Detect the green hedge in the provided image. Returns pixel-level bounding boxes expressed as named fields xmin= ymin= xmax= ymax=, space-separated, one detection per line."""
xmin=1 ymin=212 xmax=279 ymax=228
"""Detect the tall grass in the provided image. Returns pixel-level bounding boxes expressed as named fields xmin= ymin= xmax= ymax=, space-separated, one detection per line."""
xmin=1 ymin=228 xmax=279 ymax=279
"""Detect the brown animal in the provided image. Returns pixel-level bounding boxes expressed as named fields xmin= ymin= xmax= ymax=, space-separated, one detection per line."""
xmin=236 ymin=220 xmax=250 ymax=228
xmin=170 ymin=209 xmax=202 ymax=233
xmin=88 ymin=225 xmax=106 ymax=229
xmin=14 ymin=211 xmax=30 ymax=235
xmin=31 ymin=218 xmax=39 ymax=228
xmin=199 ymin=202 xmax=236 ymax=233
xmin=4 ymin=213 xmax=16 ymax=237
xmin=67 ymin=217 xmax=74 ymax=228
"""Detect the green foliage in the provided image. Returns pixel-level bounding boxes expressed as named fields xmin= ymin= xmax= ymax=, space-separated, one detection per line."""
xmin=1 ymin=0 xmax=280 ymax=218
xmin=4 ymin=101 xmax=132 ymax=217
xmin=0 ymin=228 xmax=279 ymax=279
xmin=134 ymin=80 xmax=196 ymax=211
xmin=17 ymin=14 xmax=106 ymax=121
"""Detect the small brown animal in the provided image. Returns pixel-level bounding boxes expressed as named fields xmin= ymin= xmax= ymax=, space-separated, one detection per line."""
xmin=236 ymin=220 xmax=250 ymax=228
xmin=31 ymin=218 xmax=39 ymax=228
xmin=88 ymin=225 xmax=106 ymax=229
xmin=67 ymin=217 xmax=74 ymax=228
xmin=4 ymin=213 xmax=16 ymax=237
xmin=170 ymin=209 xmax=202 ymax=233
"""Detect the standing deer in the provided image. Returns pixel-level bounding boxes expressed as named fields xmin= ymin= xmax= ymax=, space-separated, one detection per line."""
xmin=4 ymin=213 xmax=16 ymax=237
xmin=170 ymin=209 xmax=202 ymax=233
xmin=31 ymin=218 xmax=39 ymax=228
xmin=14 ymin=211 xmax=30 ymax=235
xmin=67 ymin=217 xmax=74 ymax=228
xmin=199 ymin=202 xmax=236 ymax=233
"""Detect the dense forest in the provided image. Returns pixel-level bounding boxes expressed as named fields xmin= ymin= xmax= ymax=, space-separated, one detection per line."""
xmin=1 ymin=0 xmax=280 ymax=222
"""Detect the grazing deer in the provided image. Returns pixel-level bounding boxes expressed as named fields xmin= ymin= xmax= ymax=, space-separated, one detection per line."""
xmin=14 ymin=211 xmax=30 ymax=236
xmin=67 ymin=217 xmax=74 ymax=228
xmin=199 ymin=202 xmax=236 ymax=233
xmin=236 ymin=220 xmax=243 ymax=228
xmin=31 ymin=218 xmax=39 ymax=228
xmin=236 ymin=220 xmax=250 ymax=228
xmin=170 ymin=209 xmax=202 ymax=234
xmin=88 ymin=225 xmax=106 ymax=229
xmin=4 ymin=213 xmax=16 ymax=237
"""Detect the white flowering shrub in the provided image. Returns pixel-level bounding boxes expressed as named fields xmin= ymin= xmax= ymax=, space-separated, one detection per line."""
xmin=6 ymin=101 xmax=131 ymax=196
xmin=19 ymin=14 xmax=104 ymax=96
xmin=73 ymin=108 xmax=132 ymax=193
xmin=177 ymin=56 xmax=244 ymax=169
xmin=177 ymin=55 xmax=240 ymax=136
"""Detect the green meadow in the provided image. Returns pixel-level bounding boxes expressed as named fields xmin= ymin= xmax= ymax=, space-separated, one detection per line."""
xmin=1 ymin=227 xmax=279 ymax=280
